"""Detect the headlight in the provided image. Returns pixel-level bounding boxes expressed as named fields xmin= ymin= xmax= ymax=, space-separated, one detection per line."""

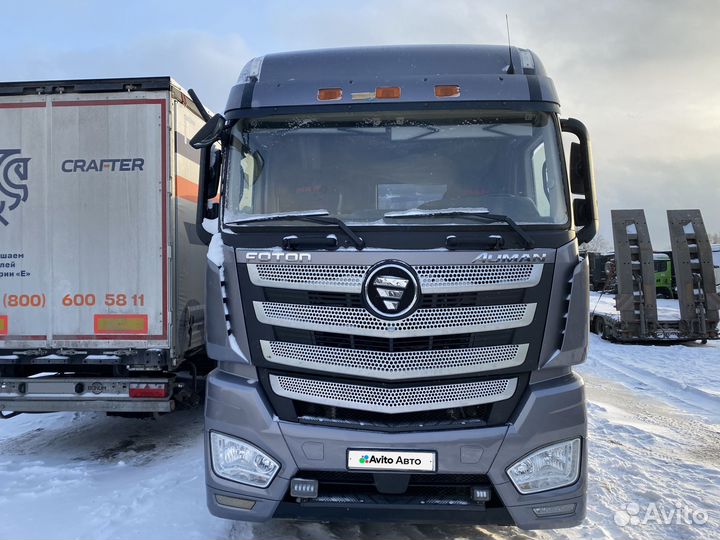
xmin=210 ymin=431 xmax=280 ymax=488
xmin=506 ymin=438 xmax=581 ymax=494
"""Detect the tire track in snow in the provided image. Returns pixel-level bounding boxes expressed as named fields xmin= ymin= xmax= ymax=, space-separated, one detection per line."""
xmin=234 ymin=520 xmax=549 ymax=540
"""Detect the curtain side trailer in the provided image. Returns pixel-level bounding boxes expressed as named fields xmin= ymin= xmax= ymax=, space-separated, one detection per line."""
xmin=0 ymin=77 xmax=210 ymax=415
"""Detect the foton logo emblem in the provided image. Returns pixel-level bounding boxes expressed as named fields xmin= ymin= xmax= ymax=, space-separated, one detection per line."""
xmin=245 ymin=252 xmax=311 ymax=262
xmin=0 ymin=149 xmax=31 ymax=227
xmin=362 ymin=261 xmax=420 ymax=321
xmin=473 ymin=252 xmax=547 ymax=264
xmin=372 ymin=275 xmax=410 ymax=312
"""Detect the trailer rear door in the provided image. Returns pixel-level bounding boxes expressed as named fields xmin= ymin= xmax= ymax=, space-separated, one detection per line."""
xmin=0 ymin=92 xmax=169 ymax=350
xmin=0 ymin=96 xmax=49 ymax=347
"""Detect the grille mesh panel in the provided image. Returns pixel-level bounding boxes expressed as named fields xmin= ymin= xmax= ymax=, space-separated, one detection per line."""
xmin=269 ymin=374 xmax=517 ymax=413
xmin=261 ymin=340 xmax=528 ymax=379
xmin=416 ymin=264 xmax=539 ymax=291
xmin=250 ymin=264 xmax=367 ymax=292
xmin=255 ymin=301 xmax=536 ymax=337
xmin=248 ymin=264 xmax=541 ymax=293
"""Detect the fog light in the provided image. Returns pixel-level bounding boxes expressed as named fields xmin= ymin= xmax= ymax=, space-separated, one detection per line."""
xmin=471 ymin=486 xmax=491 ymax=502
xmin=210 ymin=432 xmax=280 ymax=488
xmin=290 ymin=478 xmax=319 ymax=498
xmin=533 ymin=503 xmax=577 ymax=517
xmin=507 ymin=438 xmax=581 ymax=494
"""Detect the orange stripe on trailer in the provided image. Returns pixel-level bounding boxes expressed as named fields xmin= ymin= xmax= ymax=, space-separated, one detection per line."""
xmin=176 ymin=175 xmax=219 ymax=204
xmin=176 ymin=175 xmax=199 ymax=203
xmin=94 ymin=314 xmax=148 ymax=335
xmin=0 ymin=315 xmax=7 ymax=335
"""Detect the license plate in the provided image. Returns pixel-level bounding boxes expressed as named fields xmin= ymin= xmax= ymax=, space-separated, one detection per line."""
xmin=347 ymin=449 xmax=436 ymax=472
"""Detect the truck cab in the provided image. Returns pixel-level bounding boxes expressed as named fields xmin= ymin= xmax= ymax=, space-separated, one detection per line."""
xmin=194 ymin=45 xmax=597 ymax=529
xmin=653 ymin=253 xmax=673 ymax=298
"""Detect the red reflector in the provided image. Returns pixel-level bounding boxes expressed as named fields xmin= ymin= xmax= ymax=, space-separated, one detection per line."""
xmin=434 ymin=85 xmax=461 ymax=98
xmin=0 ymin=315 xmax=7 ymax=335
xmin=317 ymin=88 xmax=343 ymax=101
xmin=129 ymin=383 xmax=168 ymax=399
xmin=375 ymin=86 xmax=401 ymax=99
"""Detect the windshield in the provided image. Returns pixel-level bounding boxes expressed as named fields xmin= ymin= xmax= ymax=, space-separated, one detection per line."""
xmin=224 ymin=110 xmax=568 ymax=227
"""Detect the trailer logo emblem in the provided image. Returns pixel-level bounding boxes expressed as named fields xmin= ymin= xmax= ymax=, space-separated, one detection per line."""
xmin=0 ymin=149 xmax=31 ymax=226
xmin=363 ymin=261 xmax=420 ymax=320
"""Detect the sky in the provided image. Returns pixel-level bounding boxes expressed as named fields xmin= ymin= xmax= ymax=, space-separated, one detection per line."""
xmin=2 ymin=0 xmax=718 ymax=248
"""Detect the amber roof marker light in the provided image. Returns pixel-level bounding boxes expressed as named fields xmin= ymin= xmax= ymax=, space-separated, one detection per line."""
xmin=317 ymin=88 xmax=343 ymax=101
xmin=375 ymin=87 xmax=401 ymax=99
xmin=434 ymin=85 xmax=461 ymax=98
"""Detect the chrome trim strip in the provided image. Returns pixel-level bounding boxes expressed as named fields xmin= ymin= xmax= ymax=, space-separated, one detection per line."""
xmin=247 ymin=263 xmax=542 ymax=293
xmin=260 ymin=341 xmax=529 ymax=380
xmin=269 ymin=374 xmax=518 ymax=414
xmin=237 ymin=248 xmax=557 ymax=265
xmin=254 ymin=302 xmax=536 ymax=338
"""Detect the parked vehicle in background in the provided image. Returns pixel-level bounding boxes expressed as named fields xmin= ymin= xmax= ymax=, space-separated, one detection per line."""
xmin=587 ymin=251 xmax=674 ymax=298
xmin=653 ymin=253 xmax=673 ymax=298
xmin=192 ymin=45 xmax=598 ymax=529
xmin=586 ymin=251 xmax=614 ymax=291
xmin=0 ymin=78 xmax=210 ymax=416
xmin=713 ymin=244 xmax=720 ymax=293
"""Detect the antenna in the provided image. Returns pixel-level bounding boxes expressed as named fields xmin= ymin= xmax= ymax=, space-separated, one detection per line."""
xmin=505 ymin=14 xmax=515 ymax=75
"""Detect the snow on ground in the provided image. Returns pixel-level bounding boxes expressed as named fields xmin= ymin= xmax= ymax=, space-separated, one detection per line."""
xmin=1 ymin=297 xmax=719 ymax=539
xmin=590 ymin=290 xmax=688 ymax=321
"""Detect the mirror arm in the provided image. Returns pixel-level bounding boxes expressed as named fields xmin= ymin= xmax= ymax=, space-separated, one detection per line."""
xmin=561 ymin=118 xmax=599 ymax=244
xmin=188 ymin=88 xmax=211 ymax=122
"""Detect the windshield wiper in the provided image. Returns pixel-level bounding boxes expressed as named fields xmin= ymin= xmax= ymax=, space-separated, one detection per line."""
xmin=225 ymin=211 xmax=365 ymax=250
xmin=384 ymin=209 xmax=534 ymax=249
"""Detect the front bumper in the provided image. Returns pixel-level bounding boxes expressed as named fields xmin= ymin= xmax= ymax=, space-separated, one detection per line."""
xmin=204 ymin=369 xmax=587 ymax=529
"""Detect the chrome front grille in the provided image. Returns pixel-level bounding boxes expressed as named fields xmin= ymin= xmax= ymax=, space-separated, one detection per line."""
xmin=261 ymin=340 xmax=529 ymax=380
xmin=269 ymin=374 xmax=518 ymax=414
xmin=245 ymin=257 xmax=544 ymax=420
xmin=254 ymin=301 xmax=536 ymax=338
xmin=248 ymin=263 xmax=541 ymax=293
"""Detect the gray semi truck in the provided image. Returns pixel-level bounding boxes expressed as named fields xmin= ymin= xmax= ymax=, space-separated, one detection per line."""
xmin=191 ymin=45 xmax=597 ymax=529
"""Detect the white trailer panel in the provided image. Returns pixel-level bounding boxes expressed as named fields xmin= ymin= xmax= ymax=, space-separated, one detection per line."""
xmin=1 ymin=78 xmax=207 ymax=362
xmin=0 ymin=96 xmax=51 ymax=347
xmin=1 ymin=94 xmax=168 ymax=349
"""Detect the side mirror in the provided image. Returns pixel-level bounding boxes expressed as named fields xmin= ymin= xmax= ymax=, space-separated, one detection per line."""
xmin=568 ymin=142 xmax=585 ymax=194
xmin=190 ymin=113 xmax=225 ymax=149
xmin=195 ymin=146 xmax=222 ymax=245
xmin=561 ymin=118 xmax=599 ymax=244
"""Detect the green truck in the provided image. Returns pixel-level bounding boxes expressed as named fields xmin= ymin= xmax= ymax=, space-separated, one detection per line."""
xmin=588 ymin=251 xmax=673 ymax=298
xmin=653 ymin=253 xmax=673 ymax=298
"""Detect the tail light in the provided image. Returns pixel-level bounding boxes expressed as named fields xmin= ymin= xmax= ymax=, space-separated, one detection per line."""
xmin=129 ymin=383 xmax=168 ymax=399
